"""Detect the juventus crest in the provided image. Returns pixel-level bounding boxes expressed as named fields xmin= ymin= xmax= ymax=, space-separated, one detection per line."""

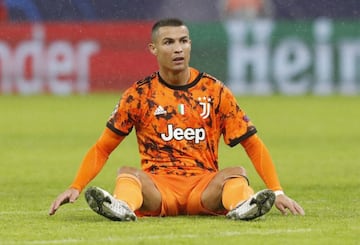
xmin=198 ymin=96 xmax=212 ymax=119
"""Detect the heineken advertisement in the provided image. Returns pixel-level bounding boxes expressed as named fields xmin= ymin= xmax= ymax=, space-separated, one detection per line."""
xmin=190 ymin=19 xmax=360 ymax=95
xmin=0 ymin=19 xmax=359 ymax=95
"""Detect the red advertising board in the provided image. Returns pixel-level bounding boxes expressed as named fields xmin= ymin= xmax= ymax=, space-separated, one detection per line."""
xmin=0 ymin=22 xmax=158 ymax=94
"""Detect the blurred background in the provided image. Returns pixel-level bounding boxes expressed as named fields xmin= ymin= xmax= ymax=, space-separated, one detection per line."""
xmin=1 ymin=0 xmax=360 ymax=95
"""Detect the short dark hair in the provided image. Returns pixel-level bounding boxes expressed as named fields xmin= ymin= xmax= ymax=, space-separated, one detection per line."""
xmin=151 ymin=18 xmax=186 ymax=41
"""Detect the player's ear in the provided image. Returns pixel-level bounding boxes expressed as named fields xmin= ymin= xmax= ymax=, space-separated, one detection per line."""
xmin=148 ymin=43 xmax=157 ymax=56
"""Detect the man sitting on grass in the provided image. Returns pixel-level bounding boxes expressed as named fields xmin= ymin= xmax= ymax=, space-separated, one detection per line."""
xmin=49 ymin=18 xmax=305 ymax=221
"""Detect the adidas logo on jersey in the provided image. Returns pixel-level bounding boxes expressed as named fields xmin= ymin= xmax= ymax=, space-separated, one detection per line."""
xmin=154 ymin=105 xmax=167 ymax=116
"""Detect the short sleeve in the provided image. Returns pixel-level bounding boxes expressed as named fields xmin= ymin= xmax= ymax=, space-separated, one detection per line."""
xmin=106 ymin=87 xmax=141 ymax=136
xmin=220 ymin=86 xmax=257 ymax=147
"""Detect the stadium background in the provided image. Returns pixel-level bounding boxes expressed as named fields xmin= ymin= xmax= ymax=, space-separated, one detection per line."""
xmin=1 ymin=0 xmax=360 ymax=95
xmin=0 ymin=2 xmax=359 ymax=243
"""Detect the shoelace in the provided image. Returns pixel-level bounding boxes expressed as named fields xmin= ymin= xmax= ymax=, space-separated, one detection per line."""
xmin=107 ymin=198 xmax=131 ymax=216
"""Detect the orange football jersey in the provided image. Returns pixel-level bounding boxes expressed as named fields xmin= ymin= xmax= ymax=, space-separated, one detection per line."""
xmin=107 ymin=68 xmax=256 ymax=176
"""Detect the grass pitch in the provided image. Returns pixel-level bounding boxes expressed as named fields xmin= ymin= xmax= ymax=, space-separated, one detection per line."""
xmin=0 ymin=94 xmax=359 ymax=244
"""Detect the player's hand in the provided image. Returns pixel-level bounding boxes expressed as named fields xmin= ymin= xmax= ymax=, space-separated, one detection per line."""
xmin=274 ymin=194 xmax=305 ymax=216
xmin=49 ymin=188 xmax=80 ymax=215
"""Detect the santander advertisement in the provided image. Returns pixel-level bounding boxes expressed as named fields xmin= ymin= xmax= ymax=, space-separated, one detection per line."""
xmin=0 ymin=22 xmax=158 ymax=95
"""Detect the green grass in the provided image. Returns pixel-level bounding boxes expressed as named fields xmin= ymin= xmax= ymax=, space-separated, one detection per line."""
xmin=0 ymin=94 xmax=359 ymax=244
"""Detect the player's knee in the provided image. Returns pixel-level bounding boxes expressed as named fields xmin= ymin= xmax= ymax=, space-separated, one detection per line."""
xmin=235 ymin=166 xmax=247 ymax=177
xmin=221 ymin=166 xmax=247 ymax=179
xmin=207 ymin=166 xmax=248 ymax=191
xmin=117 ymin=166 xmax=138 ymax=176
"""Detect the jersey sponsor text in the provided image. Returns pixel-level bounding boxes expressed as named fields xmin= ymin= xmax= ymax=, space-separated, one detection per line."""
xmin=161 ymin=124 xmax=206 ymax=144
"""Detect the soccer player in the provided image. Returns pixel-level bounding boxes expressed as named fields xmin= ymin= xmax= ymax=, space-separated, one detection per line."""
xmin=49 ymin=18 xmax=305 ymax=221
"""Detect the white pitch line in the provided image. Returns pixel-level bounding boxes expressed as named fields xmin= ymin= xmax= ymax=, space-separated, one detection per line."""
xmin=220 ymin=228 xmax=312 ymax=236
xmin=0 ymin=208 xmax=88 ymax=215
xmin=1 ymin=228 xmax=312 ymax=244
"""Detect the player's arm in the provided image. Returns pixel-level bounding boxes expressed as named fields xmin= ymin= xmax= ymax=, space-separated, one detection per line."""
xmin=70 ymin=127 xmax=125 ymax=191
xmin=241 ymin=134 xmax=282 ymax=191
xmin=241 ymin=134 xmax=305 ymax=215
xmin=49 ymin=127 xmax=125 ymax=215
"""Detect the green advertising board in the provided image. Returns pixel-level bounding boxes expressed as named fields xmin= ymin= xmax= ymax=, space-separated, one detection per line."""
xmin=189 ymin=19 xmax=360 ymax=95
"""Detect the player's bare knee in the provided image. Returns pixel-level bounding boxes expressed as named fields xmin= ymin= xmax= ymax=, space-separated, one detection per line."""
xmin=117 ymin=166 xmax=138 ymax=176
xmin=221 ymin=166 xmax=247 ymax=179
xmin=234 ymin=166 xmax=247 ymax=177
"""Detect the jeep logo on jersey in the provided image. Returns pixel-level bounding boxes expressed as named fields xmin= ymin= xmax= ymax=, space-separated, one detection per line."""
xmin=161 ymin=124 xmax=206 ymax=144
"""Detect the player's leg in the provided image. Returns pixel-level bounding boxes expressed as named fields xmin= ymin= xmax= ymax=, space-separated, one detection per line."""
xmin=114 ymin=166 xmax=162 ymax=212
xmin=200 ymin=166 xmax=275 ymax=220
xmin=85 ymin=166 xmax=162 ymax=221
xmin=201 ymin=166 xmax=252 ymax=211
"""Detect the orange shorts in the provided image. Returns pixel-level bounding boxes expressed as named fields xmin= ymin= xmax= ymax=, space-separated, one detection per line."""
xmin=136 ymin=172 xmax=227 ymax=217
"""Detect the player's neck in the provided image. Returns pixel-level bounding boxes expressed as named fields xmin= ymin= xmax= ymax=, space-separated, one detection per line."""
xmin=159 ymin=68 xmax=190 ymax=86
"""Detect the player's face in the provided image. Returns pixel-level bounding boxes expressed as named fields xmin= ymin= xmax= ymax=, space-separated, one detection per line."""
xmin=149 ymin=25 xmax=191 ymax=73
